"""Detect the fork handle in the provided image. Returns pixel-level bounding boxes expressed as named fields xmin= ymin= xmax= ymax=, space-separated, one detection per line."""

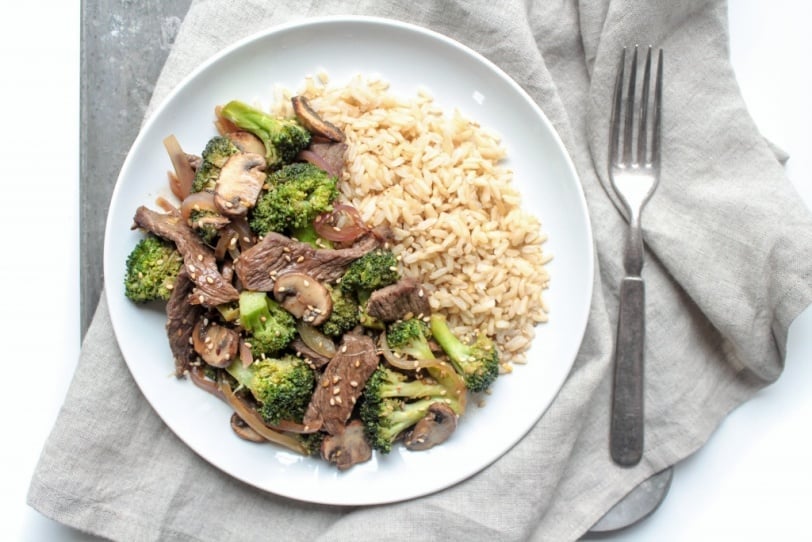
xmin=610 ymin=276 xmax=645 ymax=467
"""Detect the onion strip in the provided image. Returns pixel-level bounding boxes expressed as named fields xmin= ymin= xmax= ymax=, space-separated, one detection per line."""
xmin=313 ymin=204 xmax=370 ymax=243
xmin=218 ymin=377 xmax=309 ymax=455
xmin=378 ymin=333 xmax=443 ymax=371
xmin=296 ymin=322 xmax=337 ymax=359
xmin=163 ymin=135 xmax=195 ymax=200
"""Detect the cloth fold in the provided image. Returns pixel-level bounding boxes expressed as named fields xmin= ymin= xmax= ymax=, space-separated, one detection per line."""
xmin=30 ymin=1 xmax=812 ymax=540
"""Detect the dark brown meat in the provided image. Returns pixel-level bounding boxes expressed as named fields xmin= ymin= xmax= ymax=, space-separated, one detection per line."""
xmin=298 ymin=141 xmax=347 ymax=179
xmin=165 ymin=270 xmax=202 ymax=377
xmin=133 ymin=206 xmax=239 ymax=307
xmin=234 ymin=231 xmax=382 ymax=292
xmin=303 ymin=333 xmax=379 ymax=435
xmin=365 ymin=278 xmax=432 ymax=322
xmin=290 ymin=338 xmax=332 ymax=369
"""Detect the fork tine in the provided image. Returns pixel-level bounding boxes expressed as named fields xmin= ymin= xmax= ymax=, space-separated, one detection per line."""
xmin=651 ymin=48 xmax=663 ymax=168
xmin=637 ymin=47 xmax=652 ymax=165
xmin=609 ymin=47 xmax=626 ymax=166
xmin=622 ymin=46 xmax=638 ymax=165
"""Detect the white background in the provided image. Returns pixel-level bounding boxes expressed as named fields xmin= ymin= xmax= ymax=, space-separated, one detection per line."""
xmin=1 ymin=2 xmax=809 ymax=540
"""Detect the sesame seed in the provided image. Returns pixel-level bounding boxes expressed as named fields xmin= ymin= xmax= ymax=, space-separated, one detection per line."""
xmin=198 ymin=295 xmax=205 ymax=303
xmin=329 ymin=397 xmax=335 ymax=406
xmin=341 ymin=345 xmax=348 ymax=353
xmin=206 ymin=276 xmax=214 ymax=284
xmin=303 ymin=280 xmax=310 ymax=287
xmin=350 ymin=380 xmax=358 ymax=388
xmin=332 ymin=386 xmax=341 ymax=395
xmin=334 ymin=396 xmax=342 ymax=405
xmin=354 ymin=360 xmax=360 ymax=367
xmin=332 ymin=375 xmax=341 ymax=383
xmin=197 ymin=254 xmax=204 ymax=261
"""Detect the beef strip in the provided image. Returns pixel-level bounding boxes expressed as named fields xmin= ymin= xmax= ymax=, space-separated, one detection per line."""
xmin=290 ymin=338 xmax=332 ymax=369
xmin=165 ymin=270 xmax=202 ymax=377
xmin=303 ymin=333 xmax=379 ymax=435
xmin=299 ymin=141 xmax=347 ymax=179
xmin=234 ymin=230 xmax=382 ymax=292
xmin=365 ymin=278 xmax=432 ymax=322
xmin=133 ymin=206 xmax=239 ymax=307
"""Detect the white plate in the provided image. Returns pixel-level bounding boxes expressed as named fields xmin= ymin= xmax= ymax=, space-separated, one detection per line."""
xmin=104 ymin=16 xmax=593 ymax=506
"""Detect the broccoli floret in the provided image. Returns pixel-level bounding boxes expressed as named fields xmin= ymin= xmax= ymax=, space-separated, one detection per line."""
xmin=239 ymin=290 xmax=296 ymax=357
xmin=124 ymin=234 xmax=183 ymax=303
xmin=249 ymin=163 xmax=339 ymax=236
xmin=359 ymin=365 xmax=462 ymax=453
xmin=226 ymin=355 xmax=316 ymax=425
xmin=220 ymin=100 xmax=311 ymax=169
xmin=339 ymin=249 xmax=400 ymax=296
xmin=320 ymin=286 xmax=360 ymax=338
xmin=386 ymin=318 xmax=435 ymax=362
xmin=429 ymin=314 xmax=500 ymax=393
xmin=192 ymin=136 xmax=240 ymax=193
xmin=188 ymin=209 xmax=222 ymax=245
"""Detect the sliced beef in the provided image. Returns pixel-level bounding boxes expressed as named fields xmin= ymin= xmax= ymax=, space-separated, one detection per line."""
xmin=234 ymin=230 xmax=382 ymax=292
xmin=303 ymin=333 xmax=379 ymax=435
xmin=133 ymin=206 xmax=239 ymax=307
xmin=365 ymin=278 xmax=432 ymax=322
xmin=298 ymin=141 xmax=347 ymax=179
xmin=165 ymin=270 xmax=202 ymax=377
xmin=290 ymin=338 xmax=332 ymax=369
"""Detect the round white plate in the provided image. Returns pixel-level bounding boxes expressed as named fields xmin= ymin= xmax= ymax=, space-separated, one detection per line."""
xmin=104 ymin=16 xmax=593 ymax=506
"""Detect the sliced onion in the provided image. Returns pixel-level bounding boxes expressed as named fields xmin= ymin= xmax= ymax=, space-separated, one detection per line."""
xmin=313 ymin=204 xmax=370 ymax=243
xmin=155 ymin=196 xmax=179 ymax=214
xmin=218 ymin=377 xmax=310 ymax=455
xmin=378 ymin=333 xmax=443 ymax=371
xmin=230 ymin=216 xmax=255 ymax=251
xmin=188 ymin=367 xmax=224 ymax=399
xmin=180 ymin=191 xmax=218 ymax=221
xmin=297 ymin=149 xmax=339 ymax=178
xmin=163 ymin=135 xmax=195 ymax=200
xmin=214 ymin=226 xmax=238 ymax=261
xmin=214 ymin=105 xmax=239 ymax=136
xmin=296 ymin=322 xmax=337 ymax=359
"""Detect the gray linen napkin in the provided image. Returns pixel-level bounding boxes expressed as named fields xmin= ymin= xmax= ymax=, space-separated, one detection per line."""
xmin=30 ymin=0 xmax=812 ymax=540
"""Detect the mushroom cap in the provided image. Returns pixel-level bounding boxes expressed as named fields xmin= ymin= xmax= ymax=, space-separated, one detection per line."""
xmin=226 ymin=131 xmax=266 ymax=156
xmin=291 ymin=95 xmax=345 ymax=142
xmin=320 ymin=420 xmax=372 ymax=470
xmin=192 ymin=318 xmax=240 ymax=368
xmin=214 ymin=152 xmax=267 ymax=217
xmin=230 ymin=413 xmax=266 ymax=443
xmin=404 ymin=402 xmax=458 ymax=451
xmin=272 ymin=272 xmax=333 ymax=326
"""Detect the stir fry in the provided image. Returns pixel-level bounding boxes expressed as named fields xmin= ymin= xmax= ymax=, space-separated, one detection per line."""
xmin=124 ymin=95 xmax=500 ymax=470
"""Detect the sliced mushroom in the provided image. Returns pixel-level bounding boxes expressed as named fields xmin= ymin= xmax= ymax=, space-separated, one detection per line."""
xmin=214 ymin=152 xmax=267 ymax=217
xmin=192 ymin=318 xmax=240 ymax=368
xmin=226 ymin=131 xmax=266 ymax=156
xmin=320 ymin=420 xmax=372 ymax=470
xmin=272 ymin=272 xmax=333 ymax=326
xmin=291 ymin=96 xmax=345 ymax=142
xmin=230 ymin=413 xmax=266 ymax=443
xmin=403 ymin=402 xmax=458 ymax=451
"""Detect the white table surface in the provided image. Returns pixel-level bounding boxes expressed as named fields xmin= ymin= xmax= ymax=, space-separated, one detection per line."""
xmin=3 ymin=2 xmax=809 ymax=540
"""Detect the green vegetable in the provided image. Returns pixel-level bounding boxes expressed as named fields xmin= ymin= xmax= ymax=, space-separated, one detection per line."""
xmin=429 ymin=314 xmax=500 ymax=393
xmin=239 ymin=290 xmax=296 ymax=357
xmin=124 ymin=235 xmax=183 ymax=303
xmin=249 ymin=162 xmax=339 ymax=236
xmin=386 ymin=318 xmax=435 ymax=362
xmin=226 ymin=355 xmax=316 ymax=425
xmin=339 ymin=249 xmax=400 ymax=297
xmin=359 ymin=365 xmax=463 ymax=454
xmin=220 ymin=100 xmax=311 ymax=169
xmin=192 ymin=136 xmax=240 ymax=193
xmin=320 ymin=286 xmax=360 ymax=338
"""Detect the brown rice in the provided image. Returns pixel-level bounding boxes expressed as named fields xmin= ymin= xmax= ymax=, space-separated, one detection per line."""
xmin=271 ymin=74 xmax=551 ymax=366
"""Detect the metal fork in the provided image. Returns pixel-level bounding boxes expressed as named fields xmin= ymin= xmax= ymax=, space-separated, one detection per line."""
xmin=608 ymin=45 xmax=663 ymax=467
